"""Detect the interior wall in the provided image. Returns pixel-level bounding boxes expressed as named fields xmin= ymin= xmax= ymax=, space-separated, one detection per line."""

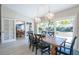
xmin=0 ymin=4 xmax=1 ymax=42
xmin=54 ymin=5 xmax=79 ymax=20
xmin=1 ymin=5 xmax=34 ymax=43
xmin=54 ymin=5 xmax=79 ymax=51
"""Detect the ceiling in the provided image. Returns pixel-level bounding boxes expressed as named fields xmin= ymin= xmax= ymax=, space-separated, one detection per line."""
xmin=3 ymin=4 xmax=78 ymax=18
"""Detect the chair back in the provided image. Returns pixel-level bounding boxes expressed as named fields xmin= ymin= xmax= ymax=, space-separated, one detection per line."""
xmin=71 ymin=36 xmax=77 ymax=49
xmin=70 ymin=36 xmax=77 ymax=54
xmin=34 ymin=34 xmax=41 ymax=43
xmin=42 ymin=31 xmax=46 ymax=35
xmin=29 ymin=33 xmax=34 ymax=42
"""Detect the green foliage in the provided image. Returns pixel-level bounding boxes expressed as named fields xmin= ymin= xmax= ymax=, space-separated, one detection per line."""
xmin=37 ymin=19 xmax=73 ymax=33
xmin=56 ymin=19 xmax=73 ymax=32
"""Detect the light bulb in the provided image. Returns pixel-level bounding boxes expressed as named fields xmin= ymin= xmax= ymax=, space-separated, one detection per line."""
xmin=46 ymin=12 xmax=54 ymax=19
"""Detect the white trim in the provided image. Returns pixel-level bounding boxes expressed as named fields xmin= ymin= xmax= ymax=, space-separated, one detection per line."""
xmin=1 ymin=17 xmax=16 ymax=43
xmin=1 ymin=39 xmax=16 ymax=43
xmin=15 ymin=19 xmax=26 ymax=39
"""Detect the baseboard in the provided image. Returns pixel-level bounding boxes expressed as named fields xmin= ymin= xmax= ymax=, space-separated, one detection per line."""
xmin=1 ymin=39 xmax=16 ymax=43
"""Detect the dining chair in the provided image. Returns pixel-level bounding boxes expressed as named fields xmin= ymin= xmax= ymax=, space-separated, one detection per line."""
xmin=48 ymin=32 xmax=54 ymax=36
xmin=57 ymin=36 xmax=77 ymax=55
xmin=42 ymin=31 xmax=47 ymax=35
xmin=29 ymin=33 xmax=38 ymax=52
xmin=35 ymin=35 xmax=50 ymax=55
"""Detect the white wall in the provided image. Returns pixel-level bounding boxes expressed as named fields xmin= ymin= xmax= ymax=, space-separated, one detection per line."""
xmin=1 ymin=5 xmax=34 ymax=43
xmin=0 ymin=5 xmax=1 ymax=43
xmin=54 ymin=5 xmax=79 ymax=19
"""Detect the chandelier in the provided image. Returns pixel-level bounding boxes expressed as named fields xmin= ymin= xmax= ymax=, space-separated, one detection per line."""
xmin=46 ymin=11 xmax=54 ymax=20
xmin=46 ymin=5 xmax=54 ymax=20
xmin=34 ymin=5 xmax=54 ymax=22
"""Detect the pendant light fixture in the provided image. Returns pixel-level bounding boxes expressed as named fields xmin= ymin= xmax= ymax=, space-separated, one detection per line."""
xmin=46 ymin=5 xmax=54 ymax=20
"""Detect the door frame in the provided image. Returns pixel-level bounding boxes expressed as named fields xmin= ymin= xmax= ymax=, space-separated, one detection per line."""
xmin=15 ymin=19 xmax=26 ymax=40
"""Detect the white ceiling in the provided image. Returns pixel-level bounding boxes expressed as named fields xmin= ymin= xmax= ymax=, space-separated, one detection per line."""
xmin=3 ymin=4 xmax=77 ymax=18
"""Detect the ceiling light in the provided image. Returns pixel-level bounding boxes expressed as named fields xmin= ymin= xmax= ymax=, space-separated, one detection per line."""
xmin=46 ymin=11 xmax=54 ymax=20
xmin=46 ymin=5 xmax=54 ymax=20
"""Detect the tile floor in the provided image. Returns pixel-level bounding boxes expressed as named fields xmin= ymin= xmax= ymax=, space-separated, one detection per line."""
xmin=0 ymin=37 xmax=79 ymax=55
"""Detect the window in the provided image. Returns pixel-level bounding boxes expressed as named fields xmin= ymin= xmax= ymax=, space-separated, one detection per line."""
xmin=55 ymin=17 xmax=75 ymax=42
xmin=37 ymin=21 xmax=54 ymax=33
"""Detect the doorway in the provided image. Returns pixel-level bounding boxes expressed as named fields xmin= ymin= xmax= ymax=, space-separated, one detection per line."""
xmin=16 ymin=20 xmax=25 ymax=40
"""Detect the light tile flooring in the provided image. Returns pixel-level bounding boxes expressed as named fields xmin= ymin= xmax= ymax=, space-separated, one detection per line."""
xmin=0 ymin=37 xmax=41 ymax=55
xmin=0 ymin=37 xmax=79 ymax=55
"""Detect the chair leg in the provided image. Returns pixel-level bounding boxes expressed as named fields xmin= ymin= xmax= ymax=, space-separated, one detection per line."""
xmin=29 ymin=43 xmax=31 ymax=49
xmin=35 ymin=46 xmax=38 ymax=55
xmin=58 ymin=47 xmax=62 ymax=55
xmin=32 ymin=45 xmax=34 ymax=52
xmin=48 ymin=49 xmax=50 ymax=55
xmin=70 ymin=50 xmax=73 ymax=55
xmin=49 ymin=47 xmax=50 ymax=55
xmin=41 ymin=50 xmax=43 ymax=55
xmin=49 ymin=51 xmax=50 ymax=55
xmin=58 ymin=52 xmax=61 ymax=55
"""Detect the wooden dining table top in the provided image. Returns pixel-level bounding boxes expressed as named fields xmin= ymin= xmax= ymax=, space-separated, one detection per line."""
xmin=34 ymin=33 xmax=66 ymax=47
xmin=42 ymin=36 xmax=66 ymax=47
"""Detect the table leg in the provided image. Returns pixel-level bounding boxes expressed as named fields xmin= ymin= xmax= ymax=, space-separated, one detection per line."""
xmin=51 ymin=45 xmax=57 ymax=55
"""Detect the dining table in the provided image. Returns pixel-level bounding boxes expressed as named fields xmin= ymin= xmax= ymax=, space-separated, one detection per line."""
xmin=42 ymin=36 xmax=66 ymax=55
xmin=34 ymin=33 xmax=66 ymax=55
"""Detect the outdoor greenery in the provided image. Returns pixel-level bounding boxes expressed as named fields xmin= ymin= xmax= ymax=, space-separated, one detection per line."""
xmin=38 ymin=21 xmax=54 ymax=33
xmin=37 ymin=19 xmax=73 ymax=33
xmin=55 ymin=19 xmax=73 ymax=32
